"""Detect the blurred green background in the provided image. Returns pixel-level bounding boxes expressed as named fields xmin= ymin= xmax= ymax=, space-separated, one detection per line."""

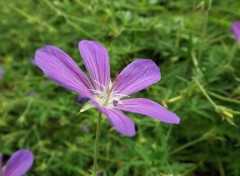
xmin=0 ymin=0 xmax=240 ymax=175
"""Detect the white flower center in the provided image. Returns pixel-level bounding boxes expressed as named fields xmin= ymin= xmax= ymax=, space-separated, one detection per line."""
xmin=91 ymin=80 xmax=128 ymax=108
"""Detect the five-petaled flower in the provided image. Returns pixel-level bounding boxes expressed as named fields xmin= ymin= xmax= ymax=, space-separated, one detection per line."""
xmin=0 ymin=149 xmax=34 ymax=176
xmin=231 ymin=21 xmax=240 ymax=42
xmin=35 ymin=40 xmax=180 ymax=136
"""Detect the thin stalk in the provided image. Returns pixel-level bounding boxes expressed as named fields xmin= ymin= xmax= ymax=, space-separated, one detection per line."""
xmin=193 ymin=77 xmax=218 ymax=109
xmin=198 ymin=10 xmax=209 ymax=61
xmin=228 ymin=110 xmax=240 ymax=115
xmin=170 ymin=136 xmax=205 ymax=155
xmin=208 ymin=91 xmax=240 ymax=105
xmin=227 ymin=42 xmax=238 ymax=65
xmin=216 ymin=156 xmax=225 ymax=176
xmin=92 ymin=112 xmax=102 ymax=176
xmin=217 ymin=42 xmax=239 ymax=70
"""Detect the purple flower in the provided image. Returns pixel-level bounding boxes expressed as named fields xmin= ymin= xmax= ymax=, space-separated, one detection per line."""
xmin=28 ymin=92 xmax=37 ymax=97
xmin=82 ymin=125 xmax=89 ymax=132
xmin=35 ymin=40 xmax=180 ymax=136
xmin=0 ymin=68 xmax=4 ymax=80
xmin=0 ymin=149 xmax=34 ymax=176
xmin=231 ymin=21 xmax=240 ymax=42
xmin=76 ymin=95 xmax=89 ymax=103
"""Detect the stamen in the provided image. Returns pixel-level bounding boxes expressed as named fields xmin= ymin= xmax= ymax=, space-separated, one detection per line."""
xmin=89 ymin=89 xmax=102 ymax=94
xmin=111 ymin=91 xmax=130 ymax=98
xmin=113 ymin=93 xmax=130 ymax=98
xmin=93 ymin=79 xmax=106 ymax=89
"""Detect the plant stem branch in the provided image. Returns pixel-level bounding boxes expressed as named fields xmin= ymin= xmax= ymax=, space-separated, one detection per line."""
xmin=170 ymin=136 xmax=204 ymax=155
xmin=193 ymin=77 xmax=218 ymax=109
xmin=208 ymin=91 xmax=240 ymax=105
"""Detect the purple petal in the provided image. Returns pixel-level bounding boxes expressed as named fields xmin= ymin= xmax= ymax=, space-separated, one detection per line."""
xmin=94 ymin=103 xmax=136 ymax=136
xmin=78 ymin=40 xmax=110 ymax=91
xmin=35 ymin=45 xmax=94 ymax=98
xmin=117 ymin=98 xmax=180 ymax=124
xmin=82 ymin=125 xmax=89 ymax=132
xmin=0 ymin=153 xmax=2 ymax=173
xmin=231 ymin=21 xmax=240 ymax=42
xmin=3 ymin=149 xmax=34 ymax=176
xmin=112 ymin=59 xmax=160 ymax=97
xmin=0 ymin=68 xmax=4 ymax=80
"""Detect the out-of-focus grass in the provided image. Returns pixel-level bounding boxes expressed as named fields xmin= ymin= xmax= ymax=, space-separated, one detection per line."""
xmin=0 ymin=0 xmax=240 ymax=175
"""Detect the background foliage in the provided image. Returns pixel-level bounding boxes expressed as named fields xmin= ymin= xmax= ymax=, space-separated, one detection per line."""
xmin=0 ymin=0 xmax=240 ymax=175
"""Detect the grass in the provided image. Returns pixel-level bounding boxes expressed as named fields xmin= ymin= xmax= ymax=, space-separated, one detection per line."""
xmin=0 ymin=0 xmax=240 ymax=175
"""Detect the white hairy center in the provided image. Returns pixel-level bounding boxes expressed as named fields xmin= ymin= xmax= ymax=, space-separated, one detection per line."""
xmin=91 ymin=80 xmax=128 ymax=108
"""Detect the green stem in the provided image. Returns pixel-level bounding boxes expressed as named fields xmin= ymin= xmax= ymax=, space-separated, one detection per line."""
xmin=92 ymin=112 xmax=102 ymax=176
xmin=217 ymin=42 xmax=238 ymax=71
xmin=208 ymin=91 xmax=240 ymax=105
xmin=227 ymin=42 xmax=238 ymax=65
xmin=170 ymin=136 xmax=204 ymax=155
xmin=171 ymin=127 xmax=218 ymax=154
xmin=193 ymin=77 xmax=218 ymax=109
xmin=228 ymin=110 xmax=240 ymax=115
xmin=216 ymin=156 xmax=225 ymax=176
xmin=198 ymin=9 xmax=209 ymax=61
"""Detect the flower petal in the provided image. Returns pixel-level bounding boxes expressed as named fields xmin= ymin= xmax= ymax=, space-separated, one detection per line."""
xmin=112 ymin=59 xmax=160 ymax=97
xmin=35 ymin=45 xmax=93 ymax=98
xmin=94 ymin=103 xmax=136 ymax=136
xmin=78 ymin=40 xmax=110 ymax=91
xmin=117 ymin=98 xmax=180 ymax=124
xmin=0 ymin=153 xmax=2 ymax=173
xmin=3 ymin=149 xmax=34 ymax=176
xmin=231 ymin=21 xmax=240 ymax=42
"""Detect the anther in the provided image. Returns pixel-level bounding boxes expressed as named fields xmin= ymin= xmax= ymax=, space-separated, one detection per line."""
xmin=113 ymin=99 xmax=118 ymax=106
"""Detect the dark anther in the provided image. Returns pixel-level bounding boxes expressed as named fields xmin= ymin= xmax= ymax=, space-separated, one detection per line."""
xmin=113 ymin=99 xmax=118 ymax=106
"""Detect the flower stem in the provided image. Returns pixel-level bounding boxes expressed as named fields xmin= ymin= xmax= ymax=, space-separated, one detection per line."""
xmin=92 ymin=112 xmax=102 ymax=176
